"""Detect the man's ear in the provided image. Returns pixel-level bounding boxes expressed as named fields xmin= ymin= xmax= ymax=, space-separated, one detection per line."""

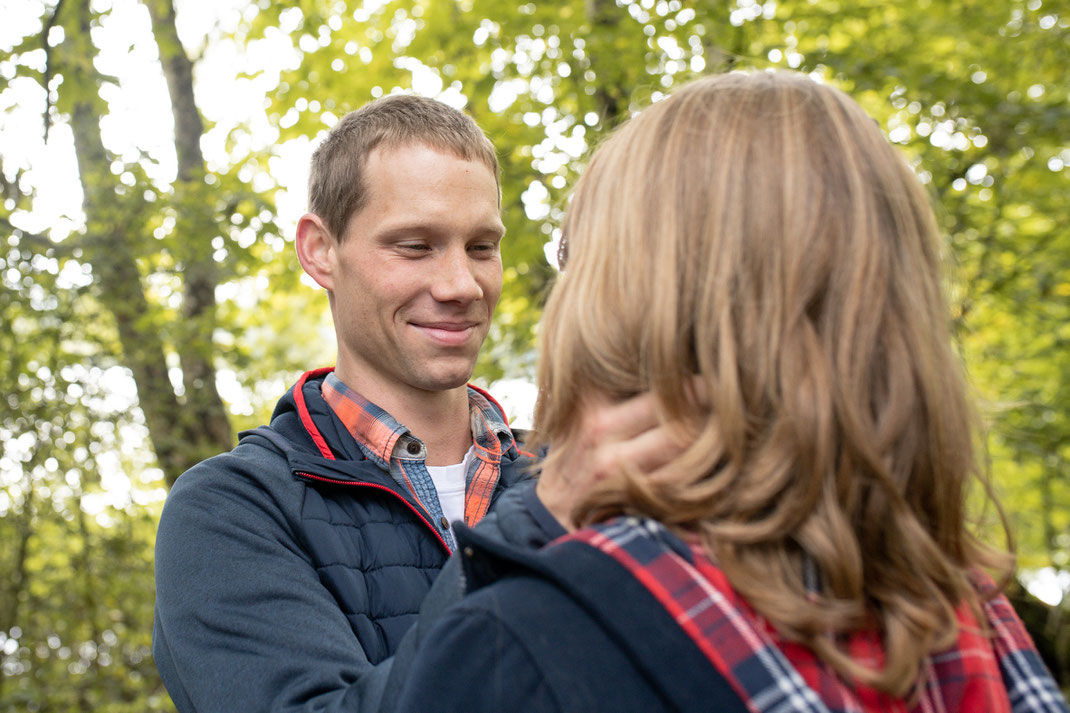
xmin=295 ymin=213 xmax=336 ymax=291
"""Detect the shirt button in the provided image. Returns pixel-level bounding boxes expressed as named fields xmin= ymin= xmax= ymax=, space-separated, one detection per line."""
xmin=406 ymin=441 xmax=421 ymax=455
xmin=439 ymin=516 xmax=450 ymax=530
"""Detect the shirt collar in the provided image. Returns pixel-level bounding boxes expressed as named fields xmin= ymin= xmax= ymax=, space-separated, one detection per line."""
xmin=322 ymin=371 xmax=515 ymax=467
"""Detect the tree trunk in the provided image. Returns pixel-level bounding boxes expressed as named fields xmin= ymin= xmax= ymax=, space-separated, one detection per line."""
xmin=144 ymin=0 xmax=234 ymax=462
xmin=59 ymin=0 xmax=231 ymax=487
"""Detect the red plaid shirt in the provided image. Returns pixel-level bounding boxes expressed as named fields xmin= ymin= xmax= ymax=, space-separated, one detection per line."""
xmin=567 ymin=518 xmax=1069 ymax=713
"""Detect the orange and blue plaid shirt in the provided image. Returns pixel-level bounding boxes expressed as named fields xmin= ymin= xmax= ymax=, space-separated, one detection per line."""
xmin=321 ymin=372 xmax=514 ymax=552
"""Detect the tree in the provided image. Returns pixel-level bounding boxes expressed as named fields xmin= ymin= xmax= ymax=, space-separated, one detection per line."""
xmin=1 ymin=0 xmax=1066 ymax=706
xmin=1 ymin=0 xmax=304 ymax=708
xmin=249 ymin=0 xmax=1068 ymax=682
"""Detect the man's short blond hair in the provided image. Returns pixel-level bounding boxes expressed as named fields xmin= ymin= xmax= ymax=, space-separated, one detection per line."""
xmin=308 ymin=94 xmax=499 ymax=241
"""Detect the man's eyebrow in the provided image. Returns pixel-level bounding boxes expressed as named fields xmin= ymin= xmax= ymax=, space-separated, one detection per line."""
xmin=375 ymin=222 xmax=506 ymax=241
xmin=376 ymin=224 xmax=438 ymax=240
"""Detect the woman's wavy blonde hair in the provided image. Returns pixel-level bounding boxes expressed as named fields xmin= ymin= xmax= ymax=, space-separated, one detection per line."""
xmin=532 ymin=71 xmax=1011 ymax=696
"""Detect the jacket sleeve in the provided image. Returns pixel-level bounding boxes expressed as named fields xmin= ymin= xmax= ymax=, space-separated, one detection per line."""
xmin=393 ymin=600 xmax=562 ymax=713
xmin=378 ymin=479 xmax=566 ymax=709
xmin=152 ymin=453 xmax=394 ymax=713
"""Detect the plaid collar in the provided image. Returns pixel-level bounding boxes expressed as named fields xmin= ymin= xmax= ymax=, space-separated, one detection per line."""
xmin=320 ymin=371 xmax=514 ymax=550
xmin=567 ymin=518 xmax=1069 ymax=713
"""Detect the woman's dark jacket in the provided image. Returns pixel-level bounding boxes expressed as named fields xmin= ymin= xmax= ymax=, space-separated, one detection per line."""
xmin=395 ymin=519 xmax=1069 ymax=713
xmin=394 ymin=522 xmax=749 ymax=713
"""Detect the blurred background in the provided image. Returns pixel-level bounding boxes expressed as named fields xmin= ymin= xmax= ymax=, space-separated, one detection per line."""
xmin=1 ymin=0 xmax=1067 ymax=709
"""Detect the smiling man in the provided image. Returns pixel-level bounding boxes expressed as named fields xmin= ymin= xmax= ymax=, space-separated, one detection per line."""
xmin=151 ymin=95 xmax=547 ymax=713
xmin=299 ymin=139 xmax=505 ymax=480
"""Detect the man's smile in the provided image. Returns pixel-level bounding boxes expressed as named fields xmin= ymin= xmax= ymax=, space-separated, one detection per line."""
xmin=409 ymin=320 xmax=482 ymax=346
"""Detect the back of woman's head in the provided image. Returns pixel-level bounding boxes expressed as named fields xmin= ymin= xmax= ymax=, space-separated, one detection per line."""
xmin=534 ymin=70 xmax=1009 ymax=696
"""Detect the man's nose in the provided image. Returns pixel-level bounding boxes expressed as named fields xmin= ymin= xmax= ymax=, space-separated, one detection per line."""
xmin=430 ymin=248 xmax=483 ymax=304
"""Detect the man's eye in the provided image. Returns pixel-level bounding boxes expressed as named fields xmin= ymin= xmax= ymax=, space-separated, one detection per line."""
xmin=398 ymin=243 xmax=431 ymax=252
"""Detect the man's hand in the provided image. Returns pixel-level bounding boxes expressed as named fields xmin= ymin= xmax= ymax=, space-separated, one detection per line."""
xmin=535 ymin=390 xmax=699 ymax=531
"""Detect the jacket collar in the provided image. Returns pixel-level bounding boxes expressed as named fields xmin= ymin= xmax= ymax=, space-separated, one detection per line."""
xmin=262 ymin=368 xmax=530 ymax=484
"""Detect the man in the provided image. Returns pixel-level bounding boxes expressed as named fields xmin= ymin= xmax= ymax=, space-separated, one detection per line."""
xmin=152 ymin=95 xmax=551 ymax=713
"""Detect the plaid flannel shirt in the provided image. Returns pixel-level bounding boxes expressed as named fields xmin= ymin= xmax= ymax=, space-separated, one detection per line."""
xmin=321 ymin=372 xmax=514 ymax=551
xmin=568 ymin=517 xmax=1069 ymax=713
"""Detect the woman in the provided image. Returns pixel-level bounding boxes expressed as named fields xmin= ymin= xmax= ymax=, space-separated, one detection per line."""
xmin=395 ymin=72 xmax=1068 ymax=712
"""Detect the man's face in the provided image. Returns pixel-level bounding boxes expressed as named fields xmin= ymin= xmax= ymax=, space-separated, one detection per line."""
xmin=327 ymin=143 xmax=504 ymax=398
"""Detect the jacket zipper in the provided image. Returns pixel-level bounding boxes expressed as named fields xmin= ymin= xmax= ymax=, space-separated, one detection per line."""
xmin=295 ymin=471 xmax=452 ymax=555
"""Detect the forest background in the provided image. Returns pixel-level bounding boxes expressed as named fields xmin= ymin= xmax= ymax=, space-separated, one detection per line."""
xmin=1 ymin=0 xmax=1067 ymax=709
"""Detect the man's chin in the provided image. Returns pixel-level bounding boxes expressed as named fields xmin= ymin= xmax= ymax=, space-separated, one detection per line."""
xmin=412 ymin=366 xmax=478 ymax=393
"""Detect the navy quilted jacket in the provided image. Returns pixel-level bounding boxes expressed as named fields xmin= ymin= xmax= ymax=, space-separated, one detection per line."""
xmin=152 ymin=369 xmax=536 ymax=713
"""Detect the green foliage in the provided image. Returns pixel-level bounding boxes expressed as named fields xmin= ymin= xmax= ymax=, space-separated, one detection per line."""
xmin=0 ymin=225 xmax=172 ymax=709
xmin=1 ymin=0 xmax=1067 ymax=706
xmin=252 ymin=0 xmax=1069 ymax=575
xmin=249 ymin=0 xmax=1068 ymax=680
xmin=0 ymin=0 xmax=315 ymax=708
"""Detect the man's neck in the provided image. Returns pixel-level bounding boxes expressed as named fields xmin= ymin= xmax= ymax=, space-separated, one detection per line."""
xmin=333 ymin=368 xmax=472 ymax=466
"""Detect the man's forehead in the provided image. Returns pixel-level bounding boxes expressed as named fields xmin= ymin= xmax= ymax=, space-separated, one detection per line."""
xmin=342 ymin=143 xmax=503 ymax=237
xmin=360 ymin=143 xmax=501 ymax=206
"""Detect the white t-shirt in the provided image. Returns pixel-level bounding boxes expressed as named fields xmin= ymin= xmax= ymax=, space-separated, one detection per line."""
xmin=426 ymin=445 xmax=474 ymax=533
